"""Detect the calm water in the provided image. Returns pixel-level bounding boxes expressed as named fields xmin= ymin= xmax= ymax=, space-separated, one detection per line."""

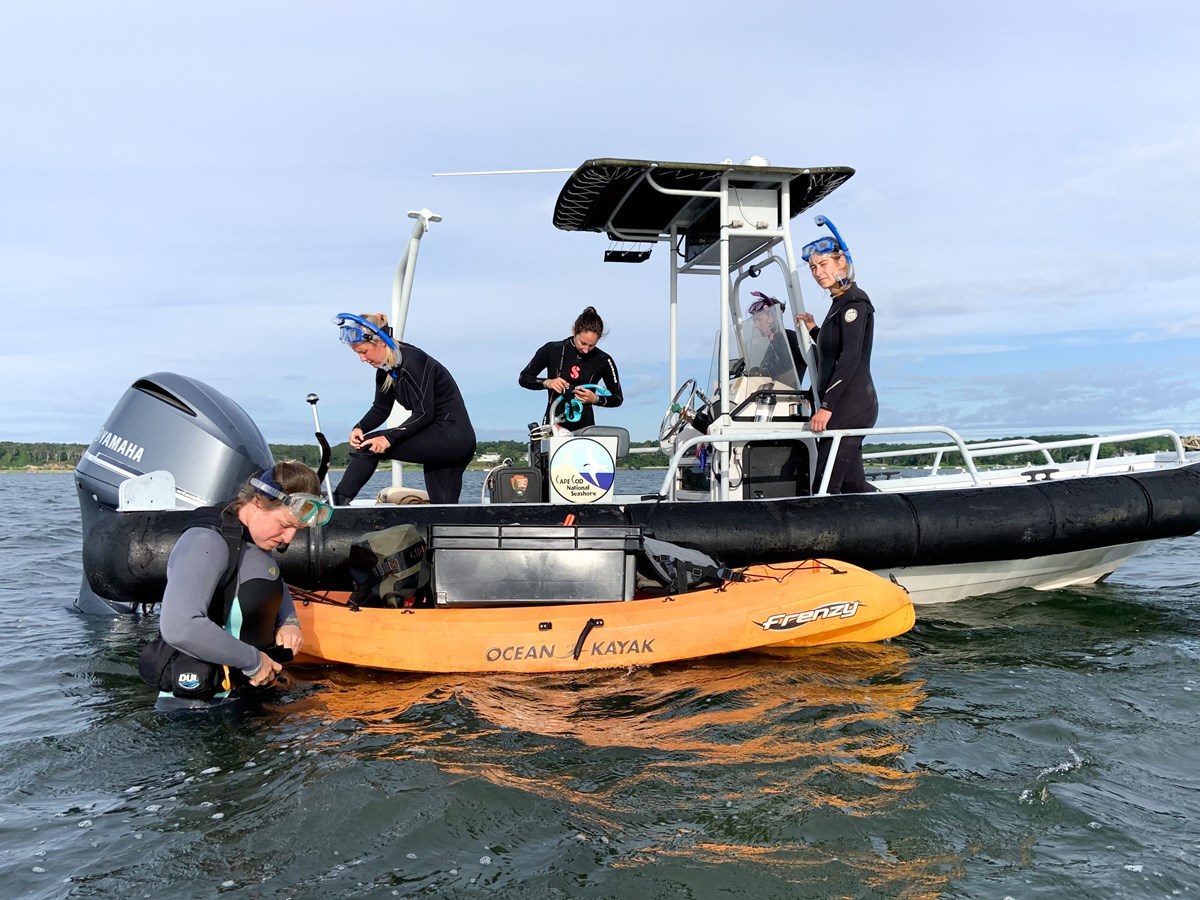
xmin=1 ymin=471 xmax=1198 ymax=899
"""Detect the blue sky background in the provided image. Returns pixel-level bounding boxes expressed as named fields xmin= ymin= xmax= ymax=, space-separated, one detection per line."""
xmin=3 ymin=1 xmax=1199 ymax=446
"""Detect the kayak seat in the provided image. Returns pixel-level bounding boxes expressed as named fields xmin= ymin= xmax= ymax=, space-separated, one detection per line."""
xmin=573 ymin=425 xmax=630 ymax=460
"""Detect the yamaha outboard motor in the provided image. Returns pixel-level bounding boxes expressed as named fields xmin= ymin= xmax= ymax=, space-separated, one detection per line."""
xmin=75 ymin=372 xmax=273 ymax=614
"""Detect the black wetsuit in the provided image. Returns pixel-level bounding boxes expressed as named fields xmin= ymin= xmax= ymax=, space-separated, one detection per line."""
xmin=808 ymin=284 xmax=878 ymax=494
xmin=518 ymin=338 xmax=623 ymax=431
xmin=334 ymin=343 xmax=477 ymax=505
xmin=761 ymin=327 xmax=806 ymax=388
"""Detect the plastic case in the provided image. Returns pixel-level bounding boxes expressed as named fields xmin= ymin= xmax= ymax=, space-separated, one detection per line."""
xmin=488 ymin=466 xmax=545 ymax=503
xmin=430 ymin=524 xmax=641 ymax=606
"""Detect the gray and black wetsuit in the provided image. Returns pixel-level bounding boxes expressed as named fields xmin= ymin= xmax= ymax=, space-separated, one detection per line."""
xmin=808 ymin=284 xmax=878 ymax=494
xmin=158 ymin=519 xmax=297 ymax=701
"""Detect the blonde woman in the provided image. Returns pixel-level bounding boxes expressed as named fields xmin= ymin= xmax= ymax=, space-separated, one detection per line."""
xmin=795 ymin=218 xmax=878 ymax=494
xmin=331 ymin=313 xmax=476 ymax=505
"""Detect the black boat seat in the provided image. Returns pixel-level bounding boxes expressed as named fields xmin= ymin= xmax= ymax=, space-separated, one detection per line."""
xmin=573 ymin=425 xmax=630 ymax=460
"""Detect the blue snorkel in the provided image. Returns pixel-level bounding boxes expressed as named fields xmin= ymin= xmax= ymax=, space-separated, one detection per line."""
xmin=550 ymin=383 xmax=613 ymax=425
xmin=802 ymin=216 xmax=854 ymax=286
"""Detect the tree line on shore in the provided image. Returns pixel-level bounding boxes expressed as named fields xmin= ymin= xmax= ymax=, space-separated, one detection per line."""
xmin=2 ymin=434 xmax=1187 ymax=472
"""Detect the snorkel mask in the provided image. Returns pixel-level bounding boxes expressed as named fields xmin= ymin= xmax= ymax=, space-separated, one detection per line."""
xmin=748 ymin=291 xmax=786 ymax=314
xmin=747 ymin=291 xmax=786 ymax=337
xmin=250 ymin=469 xmax=333 ymax=527
xmin=333 ymin=312 xmax=402 ymax=370
xmin=800 ymin=215 xmax=854 ymax=285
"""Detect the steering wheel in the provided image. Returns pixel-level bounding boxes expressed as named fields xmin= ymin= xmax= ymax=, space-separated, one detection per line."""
xmin=658 ymin=379 xmax=714 ymax=442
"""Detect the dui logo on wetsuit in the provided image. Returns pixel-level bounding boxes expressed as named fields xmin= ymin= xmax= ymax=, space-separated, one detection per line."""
xmin=844 ymin=309 xmax=858 ymax=323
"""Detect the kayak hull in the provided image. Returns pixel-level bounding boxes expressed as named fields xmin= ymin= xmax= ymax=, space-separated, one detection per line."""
xmin=292 ymin=559 xmax=915 ymax=674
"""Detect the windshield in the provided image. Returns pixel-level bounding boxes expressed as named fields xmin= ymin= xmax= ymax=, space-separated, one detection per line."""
xmin=707 ymin=304 xmax=803 ymax=395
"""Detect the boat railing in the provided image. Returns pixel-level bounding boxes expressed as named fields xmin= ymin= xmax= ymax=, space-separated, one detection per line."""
xmin=658 ymin=426 xmax=1190 ymax=500
xmin=658 ymin=424 xmax=985 ymax=499
xmin=863 ymin=429 xmax=1189 ymax=476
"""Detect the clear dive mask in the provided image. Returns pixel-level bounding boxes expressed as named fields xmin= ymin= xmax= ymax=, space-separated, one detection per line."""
xmin=333 ymin=313 xmax=398 ymax=350
xmin=800 ymin=235 xmax=842 ymax=261
xmin=250 ymin=476 xmax=333 ymax=526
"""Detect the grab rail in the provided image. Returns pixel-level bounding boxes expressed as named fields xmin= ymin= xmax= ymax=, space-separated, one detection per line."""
xmin=658 ymin=426 xmax=1190 ymax=500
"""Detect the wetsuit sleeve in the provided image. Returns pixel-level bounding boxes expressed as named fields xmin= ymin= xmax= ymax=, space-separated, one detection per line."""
xmin=820 ymin=302 xmax=871 ymax=413
xmin=595 ymin=351 xmax=623 ymax=409
xmin=159 ymin=528 xmax=260 ymax=671
xmin=278 ymin=583 xmax=299 ymax=629
xmin=518 ymin=342 xmax=557 ymax=391
xmin=354 ymin=369 xmax=394 ymax=434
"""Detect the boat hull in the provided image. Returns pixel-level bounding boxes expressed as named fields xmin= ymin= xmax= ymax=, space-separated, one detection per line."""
xmin=80 ymin=463 xmax=1200 ymax=609
xmin=290 ymin=561 xmax=915 ymax=674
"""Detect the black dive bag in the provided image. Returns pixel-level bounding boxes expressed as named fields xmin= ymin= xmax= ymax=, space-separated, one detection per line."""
xmin=138 ymin=640 xmax=233 ymax=699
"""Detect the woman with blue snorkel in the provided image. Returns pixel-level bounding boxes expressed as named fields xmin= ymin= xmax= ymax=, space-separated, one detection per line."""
xmin=795 ymin=218 xmax=878 ymax=494
xmin=332 ymin=313 xmax=477 ymax=505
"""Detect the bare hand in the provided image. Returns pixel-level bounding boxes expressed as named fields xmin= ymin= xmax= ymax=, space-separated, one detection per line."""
xmin=544 ymin=377 xmax=569 ymax=394
xmin=275 ymin=623 xmax=303 ymax=653
xmin=573 ymin=387 xmax=598 ymax=404
xmin=809 ymin=408 xmax=832 ymax=433
xmin=796 ymin=312 xmax=816 ymax=331
xmin=249 ymin=651 xmax=283 ymax=686
xmin=348 ymin=427 xmax=365 ymax=449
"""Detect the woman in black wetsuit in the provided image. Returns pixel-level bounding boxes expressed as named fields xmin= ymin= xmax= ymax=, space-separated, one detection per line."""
xmin=795 ymin=222 xmax=878 ymax=494
xmin=518 ymin=306 xmax=623 ymax=431
xmin=331 ymin=312 xmax=476 ymax=505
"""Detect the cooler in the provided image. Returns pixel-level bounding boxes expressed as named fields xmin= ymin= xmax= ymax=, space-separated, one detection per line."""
xmin=429 ymin=524 xmax=641 ymax=606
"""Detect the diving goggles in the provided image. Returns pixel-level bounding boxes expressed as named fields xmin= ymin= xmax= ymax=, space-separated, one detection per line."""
xmin=250 ymin=477 xmax=333 ymax=526
xmin=748 ymin=291 xmax=785 ymax=314
xmin=333 ymin=313 xmax=396 ymax=350
xmin=800 ymin=236 xmax=842 ymax=261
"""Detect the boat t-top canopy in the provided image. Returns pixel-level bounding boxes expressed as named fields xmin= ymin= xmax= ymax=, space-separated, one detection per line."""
xmin=552 ymin=158 xmax=854 ymax=266
xmin=552 ymin=156 xmax=857 ymax=501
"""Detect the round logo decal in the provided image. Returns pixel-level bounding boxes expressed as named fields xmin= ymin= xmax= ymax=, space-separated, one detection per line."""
xmin=549 ymin=437 xmax=616 ymax=503
xmin=844 ymin=308 xmax=858 ymax=323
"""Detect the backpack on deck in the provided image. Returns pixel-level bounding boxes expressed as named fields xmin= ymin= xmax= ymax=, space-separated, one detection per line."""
xmin=636 ymin=536 xmax=743 ymax=593
xmin=346 ymin=524 xmax=432 ymax=608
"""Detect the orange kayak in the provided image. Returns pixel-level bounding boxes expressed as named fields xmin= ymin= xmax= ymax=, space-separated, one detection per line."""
xmin=291 ymin=559 xmax=914 ymax=674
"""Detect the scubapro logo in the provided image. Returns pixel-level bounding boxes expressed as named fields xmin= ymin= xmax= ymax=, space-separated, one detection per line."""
xmin=177 ymin=672 xmax=202 ymax=690
xmin=760 ymin=601 xmax=861 ymax=631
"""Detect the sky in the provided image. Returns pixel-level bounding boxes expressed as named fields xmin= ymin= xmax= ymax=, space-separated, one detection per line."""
xmin=3 ymin=1 xmax=1200 ymax=448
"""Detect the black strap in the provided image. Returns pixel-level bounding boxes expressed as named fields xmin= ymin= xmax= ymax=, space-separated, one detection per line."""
xmin=191 ymin=509 xmax=244 ymax=627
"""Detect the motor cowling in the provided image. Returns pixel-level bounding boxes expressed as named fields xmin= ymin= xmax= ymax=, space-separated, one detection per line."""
xmin=75 ymin=372 xmax=273 ymax=613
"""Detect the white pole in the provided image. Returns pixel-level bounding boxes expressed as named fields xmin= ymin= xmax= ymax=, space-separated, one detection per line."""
xmin=388 ymin=209 xmax=441 ymax=488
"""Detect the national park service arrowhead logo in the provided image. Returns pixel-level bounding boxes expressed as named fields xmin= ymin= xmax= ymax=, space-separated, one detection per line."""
xmin=509 ymin=473 xmax=529 ymax=497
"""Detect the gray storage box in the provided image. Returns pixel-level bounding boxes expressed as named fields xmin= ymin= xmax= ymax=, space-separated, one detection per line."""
xmin=430 ymin=524 xmax=641 ymax=606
